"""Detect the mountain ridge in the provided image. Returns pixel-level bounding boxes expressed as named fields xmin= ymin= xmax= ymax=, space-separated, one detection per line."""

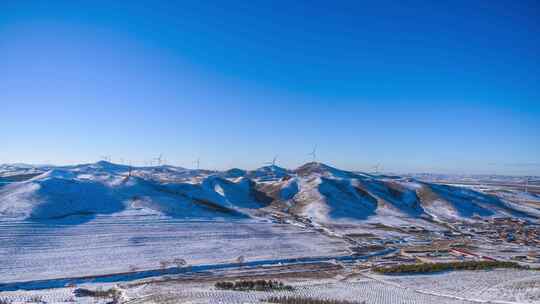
xmin=1 ymin=161 xmax=538 ymax=226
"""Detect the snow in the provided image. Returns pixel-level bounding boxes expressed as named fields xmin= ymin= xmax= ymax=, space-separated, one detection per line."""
xmin=249 ymin=165 xmax=290 ymax=181
xmin=372 ymin=269 xmax=540 ymax=303
xmin=7 ymin=270 xmax=534 ymax=304
xmin=0 ymin=215 xmax=349 ymax=283
xmin=2 ymin=161 xmax=536 ymax=225
xmin=120 ymin=279 xmax=478 ymax=304
xmin=279 ymin=178 xmax=299 ymax=200
xmin=1 ymin=161 xmax=539 ymax=289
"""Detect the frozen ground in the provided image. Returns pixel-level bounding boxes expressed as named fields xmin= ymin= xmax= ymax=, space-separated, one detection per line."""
xmin=0 ymin=278 xmax=477 ymax=304
xmin=4 ymin=269 xmax=539 ymax=304
xmin=0 ymin=213 xmax=349 ymax=283
xmin=371 ymin=269 xmax=540 ymax=304
xmin=120 ymin=279 xmax=477 ymax=304
xmin=1 ymin=162 xmax=539 ymax=303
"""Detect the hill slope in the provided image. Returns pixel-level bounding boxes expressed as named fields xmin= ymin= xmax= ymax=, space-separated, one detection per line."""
xmin=0 ymin=161 xmax=537 ymax=225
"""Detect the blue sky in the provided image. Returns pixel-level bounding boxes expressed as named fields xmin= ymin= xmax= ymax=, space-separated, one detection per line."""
xmin=1 ymin=1 xmax=539 ymax=174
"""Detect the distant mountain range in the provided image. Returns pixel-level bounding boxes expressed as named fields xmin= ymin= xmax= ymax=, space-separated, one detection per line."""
xmin=1 ymin=161 xmax=538 ymax=226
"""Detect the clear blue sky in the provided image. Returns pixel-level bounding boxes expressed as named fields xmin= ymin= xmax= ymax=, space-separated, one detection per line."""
xmin=1 ymin=1 xmax=539 ymax=175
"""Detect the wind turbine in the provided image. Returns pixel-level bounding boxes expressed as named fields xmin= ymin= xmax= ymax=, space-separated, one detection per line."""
xmin=154 ymin=154 xmax=163 ymax=166
xmin=525 ymin=177 xmax=530 ymax=193
xmin=129 ymin=161 xmax=133 ymax=177
xmin=308 ymin=146 xmax=317 ymax=163
xmin=372 ymin=163 xmax=382 ymax=174
xmin=194 ymin=158 xmax=201 ymax=170
xmin=265 ymin=155 xmax=278 ymax=167
xmin=263 ymin=155 xmax=279 ymax=180
xmin=100 ymin=155 xmax=112 ymax=162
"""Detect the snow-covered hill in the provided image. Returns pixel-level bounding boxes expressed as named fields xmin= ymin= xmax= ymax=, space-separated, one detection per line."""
xmin=0 ymin=161 xmax=537 ymax=225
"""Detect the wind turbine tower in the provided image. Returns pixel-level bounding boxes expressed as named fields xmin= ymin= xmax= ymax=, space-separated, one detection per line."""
xmin=154 ymin=154 xmax=163 ymax=166
xmin=308 ymin=146 xmax=317 ymax=163
xmin=100 ymin=155 xmax=112 ymax=162
xmin=128 ymin=161 xmax=133 ymax=177
xmin=264 ymin=155 xmax=279 ymax=180
xmin=265 ymin=155 xmax=278 ymax=167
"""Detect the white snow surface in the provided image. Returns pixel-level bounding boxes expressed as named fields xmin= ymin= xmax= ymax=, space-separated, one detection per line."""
xmin=0 ymin=214 xmax=348 ymax=283
xmin=6 ymin=269 xmax=538 ymax=304
xmin=1 ymin=161 xmax=537 ymax=223
xmin=1 ymin=161 xmax=538 ymax=284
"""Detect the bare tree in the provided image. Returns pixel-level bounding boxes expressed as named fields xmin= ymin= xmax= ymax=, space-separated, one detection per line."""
xmin=159 ymin=260 xmax=170 ymax=270
xmin=236 ymin=255 xmax=245 ymax=264
xmin=172 ymin=258 xmax=187 ymax=268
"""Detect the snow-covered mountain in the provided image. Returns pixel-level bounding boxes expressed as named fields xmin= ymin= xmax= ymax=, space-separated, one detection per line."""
xmin=0 ymin=161 xmax=538 ymax=225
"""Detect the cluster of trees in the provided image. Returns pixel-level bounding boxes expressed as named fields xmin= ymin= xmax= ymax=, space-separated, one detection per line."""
xmin=74 ymin=288 xmax=121 ymax=303
xmin=373 ymin=260 xmax=521 ymax=274
xmin=214 ymin=280 xmax=293 ymax=291
xmin=266 ymin=296 xmax=364 ymax=304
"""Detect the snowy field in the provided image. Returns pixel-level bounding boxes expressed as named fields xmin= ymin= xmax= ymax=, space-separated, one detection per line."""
xmin=5 ymin=271 xmax=537 ymax=304
xmin=0 ymin=278 xmax=477 ymax=304
xmin=120 ymin=278 xmax=477 ymax=304
xmin=0 ymin=213 xmax=349 ymax=283
xmin=2 ymin=247 xmax=540 ymax=303
xmin=371 ymin=269 xmax=540 ymax=304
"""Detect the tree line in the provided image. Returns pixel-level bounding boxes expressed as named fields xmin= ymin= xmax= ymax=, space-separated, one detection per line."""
xmin=373 ymin=260 xmax=522 ymax=274
xmin=215 ymin=280 xmax=293 ymax=291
